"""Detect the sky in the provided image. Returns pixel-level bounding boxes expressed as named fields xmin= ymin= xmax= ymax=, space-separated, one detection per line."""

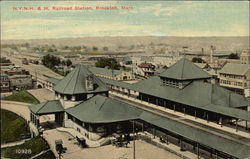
xmin=1 ymin=1 xmax=249 ymax=40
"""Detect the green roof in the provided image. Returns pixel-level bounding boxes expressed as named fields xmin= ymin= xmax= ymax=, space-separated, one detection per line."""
xmin=47 ymin=77 xmax=61 ymax=85
xmin=219 ymin=63 xmax=249 ymax=75
xmin=29 ymin=100 xmax=64 ymax=115
xmin=154 ymin=68 xmax=167 ymax=75
xmin=160 ymin=58 xmax=211 ymax=80
xmin=139 ymin=111 xmax=250 ymax=159
xmin=99 ymin=77 xmax=133 ymax=89
xmin=54 ymin=65 xmax=108 ymax=95
xmin=66 ymin=95 xmax=142 ymax=123
xmin=133 ymin=76 xmax=250 ymax=121
xmin=89 ymin=67 xmax=122 ymax=77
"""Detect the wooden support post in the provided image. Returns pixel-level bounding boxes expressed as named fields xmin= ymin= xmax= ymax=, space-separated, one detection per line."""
xmin=164 ymin=100 xmax=166 ymax=109
xmin=37 ymin=118 xmax=40 ymax=127
xmin=30 ymin=113 xmax=33 ymax=123
xmin=180 ymin=138 xmax=182 ymax=151
xmin=142 ymin=123 xmax=144 ymax=132
xmin=220 ymin=117 xmax=223 ymax=127
xmin=33 ymin=114 xmax=35 ymax=124
xmin=133 ymin=121 xmax=135 ymax=159
xmin=235 ymin=119 xmax=238 ymax=132
xmin=196 ymin=143 xmax=199 ymax=159
xmin=183 ymin=107 xmax=186 ymax=116
xmin=33 ymin=115 xmax=36 ymax=126
xmin=207 ymin=113 xmax=209 ymax=123
xmin=153 ymin=127 xmax=156 ymax=139
xmin=166 ymin=135 xmax=169 ymax=145
xmin=195 ymin=110 xmax=197 ymax=119
xmin=246 ymin=120 xmax=248 ymax=130
xmin=173 ymin=104 xmax=176 ymax=112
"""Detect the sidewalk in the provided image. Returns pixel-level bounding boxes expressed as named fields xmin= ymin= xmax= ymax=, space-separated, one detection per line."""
xmin=56 ymin=127 xmax=110 ymax=148
xmin=1 ymin=139 xmax=31 ymax=149
xmin=27 ymin=88 xmax=55 ymax=103
xmin=137 ymin=132 xmax=198 ymax=159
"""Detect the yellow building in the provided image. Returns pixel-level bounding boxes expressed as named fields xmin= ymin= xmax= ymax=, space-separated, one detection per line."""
xmin=89 ymin=67 xmax=135 ymax=81
xmin=219 ymin=63 xmax=250 ymax=96
xmin=240 ymin=49 xmax=250 ymax=64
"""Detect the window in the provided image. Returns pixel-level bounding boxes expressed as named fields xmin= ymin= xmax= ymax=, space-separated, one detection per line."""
xmin=66 ymin=95 xmax=71 ymax=100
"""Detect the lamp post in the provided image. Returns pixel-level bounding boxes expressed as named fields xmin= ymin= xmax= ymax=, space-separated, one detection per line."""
xmin=133 ymin=121 xmax=135 ymax=159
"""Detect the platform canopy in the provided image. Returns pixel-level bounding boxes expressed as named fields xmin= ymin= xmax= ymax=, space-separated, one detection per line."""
xmin=140 ymin=111 xmax=250 ymax=159
xmin=54 ymin=65 xmax=108 ymax=95
xmin=99 ymin=77 xmax=133 ymax=90
xmin=66 ymin=95 xmax=142 ymax=123
xmin=133 ymin=76 xmax=250 ymax=121
xmin=47 ymin=77 xmax=61 ymax=85
xmin=29 ymin=100 xmax=64 ymax=115
xmin=159 ymin=58 xmax=211 ymax=80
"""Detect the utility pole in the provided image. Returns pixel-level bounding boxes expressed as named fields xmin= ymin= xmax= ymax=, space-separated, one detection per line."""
xmin=35 ymin=69 xmax=38 ymax=89
xmin=133 ymin=121 xmax=136 ymax=159
xmin=210 ymin=45 xmax=216 ymax=67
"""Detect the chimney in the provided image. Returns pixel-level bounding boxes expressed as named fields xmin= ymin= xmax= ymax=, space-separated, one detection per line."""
xmin=210 ymin=45 xmax=215 ymax=65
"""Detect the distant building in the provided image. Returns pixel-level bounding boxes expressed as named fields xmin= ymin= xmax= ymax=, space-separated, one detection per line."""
xmin=89 ymin=67 xmax=135 ymax=81
xmin=0 ymin=64 xmax=33 ymax=92
xmin=219 ymin=63 xmax=250 ymax=96
xmin=193 ymin=63 xmax=211 ymax=70
xmin=45 ymin=77 xmax=61 ymax=91
xmin=134 ymin=62 xmax=155 ymax=77
xmin=194 ymin=63 xmax=219 ymax=84
xmin=121 ymin=57 xmax=132 ymax=65
xmin=154 ymin=67 xmax=167 ymax=76
xmin=0 ymin=73 xmax=11 ymax=92
xmin=9 ymin=74 xmax=33 ymax=91
xmin=0 ymin=65 xmax=29 ymax=76
xmin=240 ymin=49 xmax=250 ymax=64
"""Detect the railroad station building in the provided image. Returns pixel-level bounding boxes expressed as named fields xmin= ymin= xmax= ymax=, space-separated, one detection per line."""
xmin=29 ymin=58 xmax=250 ymax=159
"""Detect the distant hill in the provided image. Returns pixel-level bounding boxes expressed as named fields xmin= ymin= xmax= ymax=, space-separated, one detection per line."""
xmin=2 ymin=36 xmax=249 ymax=52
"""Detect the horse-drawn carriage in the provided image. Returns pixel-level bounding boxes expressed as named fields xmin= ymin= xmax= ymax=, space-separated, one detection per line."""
xmin=111 ymin=133 xmax=131 ymax=148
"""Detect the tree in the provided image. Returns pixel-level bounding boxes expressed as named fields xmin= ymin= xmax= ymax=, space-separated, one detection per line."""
xmin=192 ymin=57 xmax=205 ymax=63
xmin=66 ymin=59 xmax=72 ymax=66
xmin=61 ymin=60 xmax=66 ymax=66
xmin=47 ymin=48 xmax=54 ymax=52
xmin=103 ymin=46 xmax=108 ymax=51
xmin=92 ymin=46 xmax=98 ymax=51
xmin=42 ymin=54 xmax=61 ymax=69
xmin=95 ymin=58 xmax=121 ymax=70
xmin=228 ymin=53 xmax=239 ymax=59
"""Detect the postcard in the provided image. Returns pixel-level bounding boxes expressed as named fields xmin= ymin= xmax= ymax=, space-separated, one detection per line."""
xmin=1 ymin=1 xmax=249 ymax=159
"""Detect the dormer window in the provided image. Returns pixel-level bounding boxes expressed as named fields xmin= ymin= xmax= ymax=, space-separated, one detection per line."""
xmin=161 ymin=76 xmax=189 ymax=89
xmin=86 ymin=75 xmax=94 ymax=91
